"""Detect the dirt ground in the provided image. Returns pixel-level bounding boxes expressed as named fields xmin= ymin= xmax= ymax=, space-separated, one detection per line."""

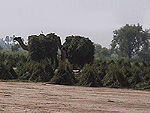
xmin=0 ymin=82 xmax=150 ymax=113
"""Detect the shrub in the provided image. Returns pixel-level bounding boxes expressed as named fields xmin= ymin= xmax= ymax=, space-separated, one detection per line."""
xmin=0 ymin=51 xmax=27 ymax=66
xmin=50 ymin=62 xmax=76 ymax=85
xmin=0 ymin=61 xmax=18 ymax=80
xmin=77 ymin=64 xmax=102 ymax=87
xmin=102 ymin=62 xmax=130 ymax=88
xmin=20 ymin=59 xmax=54 ymax=82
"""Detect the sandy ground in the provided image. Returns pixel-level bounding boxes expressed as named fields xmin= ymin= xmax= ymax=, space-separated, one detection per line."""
xmin=0 ymin=82 xmax=150 ymax=113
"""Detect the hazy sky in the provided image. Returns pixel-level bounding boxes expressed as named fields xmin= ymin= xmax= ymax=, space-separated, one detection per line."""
xmin=0 ymin=0 xmax=150 ymax=47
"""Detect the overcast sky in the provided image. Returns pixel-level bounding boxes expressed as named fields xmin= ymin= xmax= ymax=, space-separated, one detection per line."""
xmin=0 ymin=0 xmax=150 ymax=47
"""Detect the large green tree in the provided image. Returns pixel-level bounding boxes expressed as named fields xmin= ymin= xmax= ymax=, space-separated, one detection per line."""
xmin=63 ymin=36 xmax=94 ymax=68
xmin=138 ymin=48 xmax=150 ymax=62
xmin=111 ymin=24 xmax=150 ymax=58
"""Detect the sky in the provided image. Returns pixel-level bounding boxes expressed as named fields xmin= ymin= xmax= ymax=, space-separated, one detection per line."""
xmin=0 ymin=0 xmax=150 ymax=48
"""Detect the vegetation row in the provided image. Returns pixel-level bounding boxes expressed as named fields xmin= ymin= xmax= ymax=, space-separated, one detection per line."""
xmin=0 ymin=23 xmax=150 ymax=90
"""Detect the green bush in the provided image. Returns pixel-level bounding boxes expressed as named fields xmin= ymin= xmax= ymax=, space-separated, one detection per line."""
xmin=0 ymin=61 xmax=18 ymax=80
xmin=50 ymin=62 xmax=76 ymax=85
xmin=77 ymin=64 xmax=102 ymax=87
xmin=0 ymin=51 xmax=27 ymax=67
xmin=20 ymin=59 xmax=54 ymax=82
xmin=102 ymin=62 xmax=130 ymax=88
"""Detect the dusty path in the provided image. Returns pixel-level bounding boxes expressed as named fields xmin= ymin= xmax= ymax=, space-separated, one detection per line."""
xmin=0 ymin=82 xmax=150 ymax=113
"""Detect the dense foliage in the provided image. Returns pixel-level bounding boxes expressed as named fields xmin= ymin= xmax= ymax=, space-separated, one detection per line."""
xmin=111 ymin=24 xmax=150 ymax=58
xmin=20 ymin=60 xmax=54 ymax=82
xmin=11 ymin=44 xmax=20 ymax=52
xmin=0 ymin=61 xmax=18 ymax=80
xmin=77 ymin=64 xmax=102 ymax=87
xmin=28 ymin=33 xmax=60 ymax=68
xmin=63 ymin=36 xmax=95 ymax=68
xmin=0 ymin=51 xmax=28 ymax=68
xmin=1 ymin=50 xmax=150 ymax=90
xmin=0 ymin=25 xmax=150 ymax=90
xmin=0 ymin=45 xmax=3 ymax=50
xmin=50 ymin=62 xmax=77 ymax=85
xmin=94 ymin=44 xmax=111 ymax=59
xmin=96 ymin=59 xmax=150 ymax=89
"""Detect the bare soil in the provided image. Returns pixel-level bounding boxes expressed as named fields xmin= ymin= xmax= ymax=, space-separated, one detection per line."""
xmin=0 ymin=82 xmax=150 ymax=113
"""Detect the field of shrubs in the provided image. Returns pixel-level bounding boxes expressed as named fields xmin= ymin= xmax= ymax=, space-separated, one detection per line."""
xmin=0 ymin=50 xmax=150 ymax=90
xmin=0 ymin=24 xmax=150 ymax=90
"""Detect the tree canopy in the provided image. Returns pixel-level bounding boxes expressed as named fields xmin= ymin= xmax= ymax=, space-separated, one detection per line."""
xmin=111 ymin=24 xmax=150 ymax=58
xmin=94 ymin=44 xmax=111 ymax=59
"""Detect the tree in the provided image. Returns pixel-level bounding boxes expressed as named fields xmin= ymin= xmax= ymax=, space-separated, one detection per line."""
xmin=138 ymin=49 xmax=150 ymax=62
xmin=63 ymin=36 xmax=95 ymax=68
xmin=0 ymin=45 xmax=3 ymax=50
xmin=5 ymin=36 xmax=10 ymax=44
xmin=111 ymin=24 xmax=150 ymax=58
xmin=101 ymin=47 xmax=111 ymax=57
xmin=94 ymin=44 xmax=102 ymax=57
xmin=94 ymin=44 xmax=111 ymax=59
xmin=11 ymin=44 xmax=20 ymax=52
